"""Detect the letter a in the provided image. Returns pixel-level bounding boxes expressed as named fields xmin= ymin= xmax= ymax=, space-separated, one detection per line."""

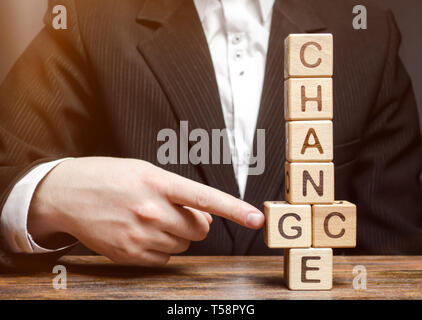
xmin=301 ymin=128 xmax=324 ymax=155
xmin=52 ymin=5 xmax=68 ymax=30
xmin=353 ymin=5 xmax=367 ymax=30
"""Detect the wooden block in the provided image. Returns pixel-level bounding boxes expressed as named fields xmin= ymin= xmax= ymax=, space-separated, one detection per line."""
xmin=284 ymin=248 xmax=333 ymax=290
xmin=284 ymin=33 xmax=333 ymax=78
xmin=286 ymin=120 xmax=333 ymax=162
xmin=264 ymin=201 xmax=311 ymax=248
xmin=285 ymin=162 xmax=334 ymax=204
xmin=312 ymin=201 xmax=357 ymax=248
xmin=284 ymin=78 xmax=333 ymax=120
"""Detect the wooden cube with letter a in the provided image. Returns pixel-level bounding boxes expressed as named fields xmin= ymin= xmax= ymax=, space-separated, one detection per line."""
xmin=286 ymin=120 xmax=333 ymax=162
xmin=312 ymin=201 xmax=357 ymax=248
xmin=284 ymin=33 xmax=333 ymax=78
xmin=285 ymin=162 xmax=334 ymax=204
xmin=264 ymin=201 xmax=311 ymax=248
xmin=284 ymin=78 xmax=333 ymax=120
xmin=284 ymin=248 xmax=333 ymax=290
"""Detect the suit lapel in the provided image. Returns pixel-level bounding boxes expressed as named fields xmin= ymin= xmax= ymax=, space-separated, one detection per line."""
xmin=136 ymin=0 xmax=240 ymax=198
xmin=232 ymin=0 xmax=328 ymax=254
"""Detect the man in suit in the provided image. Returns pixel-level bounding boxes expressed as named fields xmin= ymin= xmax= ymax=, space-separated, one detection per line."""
xmin=0 ymin=0 xmax=421 ymax=270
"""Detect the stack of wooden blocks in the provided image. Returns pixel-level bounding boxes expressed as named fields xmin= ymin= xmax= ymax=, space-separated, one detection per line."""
xmin=264 ymin=34 xmax=357 ymax=290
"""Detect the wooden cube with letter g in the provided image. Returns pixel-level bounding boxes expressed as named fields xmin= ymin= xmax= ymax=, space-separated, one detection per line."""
xmin=264 ymin=201 xmax=311 ymax=248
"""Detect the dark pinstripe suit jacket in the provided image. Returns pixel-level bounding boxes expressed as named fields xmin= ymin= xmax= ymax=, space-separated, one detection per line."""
xmin=1 ymin=0 xmax=421 ymax=270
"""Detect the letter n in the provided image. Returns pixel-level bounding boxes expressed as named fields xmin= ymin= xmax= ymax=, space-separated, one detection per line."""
xmin=303 ymin=170 xmax=324 ymax=197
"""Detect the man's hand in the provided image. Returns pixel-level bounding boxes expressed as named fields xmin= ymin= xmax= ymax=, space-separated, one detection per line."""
xmin=28 ymin=157 xmax=264 ymax=266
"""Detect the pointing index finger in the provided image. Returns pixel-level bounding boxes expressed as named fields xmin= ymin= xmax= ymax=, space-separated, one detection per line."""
xmin=165 ymin=173 xmax=265 ymax=229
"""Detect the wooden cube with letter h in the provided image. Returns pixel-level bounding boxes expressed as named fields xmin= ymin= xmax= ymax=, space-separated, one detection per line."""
xmin=284 ymin=78 xmax=333 ymax=121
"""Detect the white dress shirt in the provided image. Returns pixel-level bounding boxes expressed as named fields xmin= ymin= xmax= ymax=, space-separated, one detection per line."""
xmin=0 ymin=0 xmax=275 ymax=253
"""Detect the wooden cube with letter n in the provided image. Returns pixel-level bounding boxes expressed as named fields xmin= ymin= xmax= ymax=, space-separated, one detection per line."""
xmin=284 ymin=248 xmax=333 ymax=290
xmin=264 ymin=201 xmax=311 ymax=248
xmin=312 ymin=201 xmax=357 ymax=248
xmin=285 ymin=162 xmax=334 ymax=204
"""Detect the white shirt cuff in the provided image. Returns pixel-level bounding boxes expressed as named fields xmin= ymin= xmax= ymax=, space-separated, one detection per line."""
xmin=0 ymin=158 xmax=78 ymax=253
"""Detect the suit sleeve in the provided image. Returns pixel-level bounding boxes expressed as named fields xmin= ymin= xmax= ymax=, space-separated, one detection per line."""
xmin=0 ymin=0 xmax=105 ymax=270
xmin=350 ymin=10 xmax=422 ymax=254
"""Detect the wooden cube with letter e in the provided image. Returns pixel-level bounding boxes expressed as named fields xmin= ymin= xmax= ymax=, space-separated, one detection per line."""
xmin=284 ymin=248 xmax=333 ymax=290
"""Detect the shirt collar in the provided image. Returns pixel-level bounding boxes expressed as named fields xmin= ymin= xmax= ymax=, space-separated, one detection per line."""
xmin=258 ymin=0 xmax=275 ymax=24
xmin=194 ymin=0 xmax=275 ymax=24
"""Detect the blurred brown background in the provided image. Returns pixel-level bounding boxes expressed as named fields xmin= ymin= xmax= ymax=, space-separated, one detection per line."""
xmin=1 ymin=0 xmax=421 ymax=121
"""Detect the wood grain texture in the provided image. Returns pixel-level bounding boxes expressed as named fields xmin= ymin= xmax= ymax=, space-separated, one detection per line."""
xmin=286 ymin=120 xmax=333 ymax=162
xmin=284 ymin=78 xmax=333 ymax=120
xmin=0 ymin=256 xmax=420 ymax=299
xmin=264 ymin=201 xmax=311 ymax=248
xmin=285 ymin=162 xmax=334 ymax=204
xmin=284 ymin=33 xmax=333 ymax=78
xmin=284 ymin=248 xmax=333 ymax=290
xmin=312 ymin=201 xmax=357 ymax=248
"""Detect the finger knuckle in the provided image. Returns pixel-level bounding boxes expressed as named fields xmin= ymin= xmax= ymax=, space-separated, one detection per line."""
xmin=173 ymin=239 xmax=191 ymax=254
xmin=146 ymin=253 xmax=170 ymax=267
xmin=137 ymin=201 xmax=160 ymax=222
xmin=195 ymin=188 xmax=209 ymax=209
xmin=115 ymin=245 xmax=141 ymax=264
xmin=180 ymin=240 xmax=191 ymax=252
xmin=126 ymin=229 xmax=144 ymax=245
xmin=144 ymin=174 xmax=167 ymax=194
xmin=194 ymin=222 xmax=209 ymax=241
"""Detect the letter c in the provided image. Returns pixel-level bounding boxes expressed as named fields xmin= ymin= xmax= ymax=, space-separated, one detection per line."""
xmin=300 ymin=41 xmax=322 ymax=68
xmin=324 ymin=212 xmax=346 ymax=238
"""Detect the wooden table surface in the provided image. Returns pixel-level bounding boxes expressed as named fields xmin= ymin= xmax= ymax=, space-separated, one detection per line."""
xmin=0 ymin=256 xmax=421 ymax=300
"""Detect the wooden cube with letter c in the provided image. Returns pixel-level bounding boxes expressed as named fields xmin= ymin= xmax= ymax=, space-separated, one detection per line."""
xmin=312 ymin=201 xmax=357 ymax=248
xmin=285 ymin=162 xmax=334 ymax=204
xmin=284 ymin=248 xmax=333 ymax=290
xmin=264 ymin=201 xmax=311 ymax=248
xmin=284 ymin=33 xmax=333 ymax=78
